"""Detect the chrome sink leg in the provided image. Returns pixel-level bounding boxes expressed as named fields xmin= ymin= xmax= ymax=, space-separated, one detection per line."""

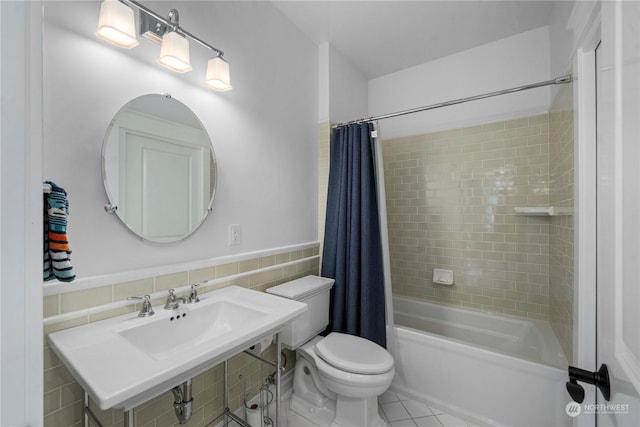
xmin=83 ymin=391 xmax=104 ymax=427
xmin=224 ymin=359 xmax=229 ymax=427
xmin=123 ymin=409 xmax=134 ymax=427
xmin=222 ymin=358 xmax=251 ymax=427
xmin=275 ymin=333 xmax=281 ymax=427
xmin=84 ymin=392 xmax=89 ymax=427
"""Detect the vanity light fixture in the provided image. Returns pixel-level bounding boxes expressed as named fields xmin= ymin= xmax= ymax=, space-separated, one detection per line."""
xmin=156 ymin=9 xmax=192 ymax=73
xmin=95 ymin=0 xmax=139 ymax=48
xmin=205 ymin=57 xmax=232 ymax=92
xmin=96 ymin=0 xmax=231 ymax=91
xmin=158 ymin=31 xmax=192 ymax=73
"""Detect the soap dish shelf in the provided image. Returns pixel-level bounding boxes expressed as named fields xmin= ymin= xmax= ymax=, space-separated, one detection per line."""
xmin=514 ymin=207 xmax=573 ymax=216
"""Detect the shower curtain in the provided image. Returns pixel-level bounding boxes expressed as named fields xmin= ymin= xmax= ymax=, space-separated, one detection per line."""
xmin=321 ymin=122 xmax=386 ymax=347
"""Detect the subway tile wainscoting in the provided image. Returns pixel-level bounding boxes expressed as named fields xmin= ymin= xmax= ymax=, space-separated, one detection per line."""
xmin=43 ymin=244 xmax=319 ymax=427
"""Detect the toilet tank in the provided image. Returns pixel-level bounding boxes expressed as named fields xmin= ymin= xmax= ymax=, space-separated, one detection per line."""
xmin=266 ymin=275 xmax=335 ymax=350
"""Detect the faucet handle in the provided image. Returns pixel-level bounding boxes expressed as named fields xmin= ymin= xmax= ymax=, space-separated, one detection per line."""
xmin=188 ymin=282 xmax=204 ymax=304
xmin=127 ymin=295 xmax=155 ymax=317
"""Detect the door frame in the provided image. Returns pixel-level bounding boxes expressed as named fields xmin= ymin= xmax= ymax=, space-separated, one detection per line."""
xmin=0 ymin=1 xmax=44 ymax=425
xmin=573 ymin=5 xmax=601 ymax=426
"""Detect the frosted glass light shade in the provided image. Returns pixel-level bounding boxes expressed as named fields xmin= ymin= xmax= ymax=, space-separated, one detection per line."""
xmin=95 ymin=0 xmax=139 ymax=49
xmin=157 ymin=31 xmax=192 ymax=73
xmin=205 ymin=57 xmax=232 ymax=91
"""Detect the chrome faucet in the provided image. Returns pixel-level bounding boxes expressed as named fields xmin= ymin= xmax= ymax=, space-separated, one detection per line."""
xmin=187 ymin=282 xmax=204 ymax=304
xmin=127 ymin=295 xmax=155 ymax=317
xmin=164 ymin=289 xmax=187 ymax=310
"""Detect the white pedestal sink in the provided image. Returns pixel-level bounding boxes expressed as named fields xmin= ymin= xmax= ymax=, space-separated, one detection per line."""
xmin=48 ymin=285 xmax=307 ymax=424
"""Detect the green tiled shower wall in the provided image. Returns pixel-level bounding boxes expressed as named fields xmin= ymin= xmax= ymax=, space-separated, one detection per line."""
xmin=383 ymin=103 xmax=574 ymax=343
xmin=43 ymin=246 xmax=320 ymax=427
xmin=382 ymin=114 xmax=553 ymax=319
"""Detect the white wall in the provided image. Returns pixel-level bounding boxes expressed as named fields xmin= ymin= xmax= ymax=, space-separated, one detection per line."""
xmin=319 ymin=43 xmax=330 ymax=122
xmin=549 ymin=0 xmax=599 ymax=78
xmin=549 ymin=0 xmax=578 ymax=80
xmin=549 ymin=1 xmax=599 ymax=99
xmin=43 ymin=1 xmax=318 ymax=278
xmin=328 ymin=44 xmax=368 ymax=124
xmin=368 ymin=27 xmax=551 ymax=139
xmin=318 ymin=42 xmax=368 ymax=124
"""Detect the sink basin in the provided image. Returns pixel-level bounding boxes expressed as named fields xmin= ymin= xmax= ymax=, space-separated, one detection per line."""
xmin=47 ymin=286 xmax=307 ymax=411
xmin=118 ymin=300 xmax=269 ymax=361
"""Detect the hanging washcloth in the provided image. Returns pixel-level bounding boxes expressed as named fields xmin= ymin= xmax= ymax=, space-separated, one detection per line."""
xmin=44 ymin=181 xmax=75 ymax=282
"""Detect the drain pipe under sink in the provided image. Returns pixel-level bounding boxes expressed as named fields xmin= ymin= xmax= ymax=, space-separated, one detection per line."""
xmin=171 ymin=379 xmax=193 ymax=424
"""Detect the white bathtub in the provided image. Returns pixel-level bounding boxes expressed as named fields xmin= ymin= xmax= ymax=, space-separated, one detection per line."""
xmin=389 ymin=296 xmax=572 ymax=427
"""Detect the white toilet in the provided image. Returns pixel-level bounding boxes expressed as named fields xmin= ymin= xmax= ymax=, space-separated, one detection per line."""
xmin=267 ymin=275 xmax=394 ymax=427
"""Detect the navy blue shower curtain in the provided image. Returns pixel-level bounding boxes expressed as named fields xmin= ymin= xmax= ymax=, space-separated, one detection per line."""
xmin=321 ymin=122 xmax=386 ymax=348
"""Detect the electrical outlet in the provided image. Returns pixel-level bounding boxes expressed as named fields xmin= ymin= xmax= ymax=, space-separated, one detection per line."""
xmin=229 ymin=224 xmax=241 ymax=246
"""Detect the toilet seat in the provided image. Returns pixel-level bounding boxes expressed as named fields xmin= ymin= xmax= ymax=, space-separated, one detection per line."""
xmin=315 ymin=333 xmax=394 ymax=375
xmin=313 ymin=348 xmax=395 ymax=401
xmin=314 ymin=351 xmax=395 ymax=390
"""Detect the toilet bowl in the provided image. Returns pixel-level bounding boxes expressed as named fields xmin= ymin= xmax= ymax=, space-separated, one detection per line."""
xmin=313 ymin=332 xmax=395 ymax=427
xmin=267 ymin=276 xmax=395 ymax=427
xmin=290 ymin=337 xmax=337 ymax=427
xmin=290 ymin=334 xmax=394 ymax=427
xmin=314 ymin=332 xmax=395 ymax=397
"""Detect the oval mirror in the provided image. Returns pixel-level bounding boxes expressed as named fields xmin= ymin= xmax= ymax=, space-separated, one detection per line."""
xmin=101 ymin=94 xmax=217 ymax=243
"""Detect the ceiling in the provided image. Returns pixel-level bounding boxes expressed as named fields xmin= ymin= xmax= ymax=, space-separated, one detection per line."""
xmin=271 ymin=1 xmax=556 ymax=79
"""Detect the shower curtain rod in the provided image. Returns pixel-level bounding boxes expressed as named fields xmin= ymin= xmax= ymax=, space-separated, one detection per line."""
xmin=333 ymin=74 xmax=573 ymax=128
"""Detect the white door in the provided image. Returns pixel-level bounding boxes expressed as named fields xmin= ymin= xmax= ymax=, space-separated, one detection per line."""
xmin=121 ymin=132 xmax=206 ymax=242
xmin=595 ymin=1 xmax=640 ymax=425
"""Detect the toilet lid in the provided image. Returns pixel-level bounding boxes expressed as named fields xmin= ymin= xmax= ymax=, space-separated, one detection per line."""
xmin=315 ymin=333 xmax=394 ymax=375
xmin=266 ymin=276 xmax=335 ymax=300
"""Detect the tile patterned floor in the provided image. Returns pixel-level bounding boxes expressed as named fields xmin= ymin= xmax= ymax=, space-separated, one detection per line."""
xmin=273 ymin=390 xmax=480 ymax=427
